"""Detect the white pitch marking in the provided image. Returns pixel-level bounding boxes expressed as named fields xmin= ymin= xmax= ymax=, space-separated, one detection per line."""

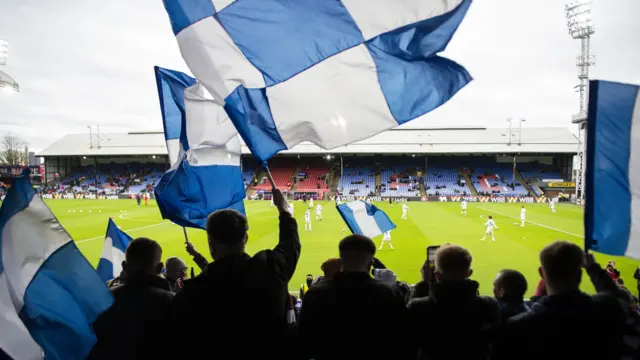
xmin=479 ymin=207 xmax=582 ymax=238
xmin=118 ymin=213 xmax=160 ymax=222
xmin=76 ymin=221 xmax=172 ymax=244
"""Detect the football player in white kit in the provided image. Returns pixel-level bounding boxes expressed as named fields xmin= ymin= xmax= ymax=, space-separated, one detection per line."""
xmin=401 ymin=203 xmax=409 ymax=220
xmin=336 ymin=196 xmax=342 ymax=205
xmin=315 ymin=204 xmax=323 ymax=220
xmin=309 ymin=197 xmax=314 ymax=208
xmin=289 ymin=202 xmax=295 ymax=216
xmin=520 ymin=206 xmax=526 ymax=227
xmin=378 ymin=231 xmax=394 ymax=250
xmin=270 ymin=197 xmax=274 ymax=207
xmin=549 ymin=198 xmax=556 ymax=213
xmin=461 ymin=200 xmax=468 ymax=216
xmin=304 ymin=209 xmax=312 ymax=231
xmin=481 ymin=215 xmax=498 ymax=242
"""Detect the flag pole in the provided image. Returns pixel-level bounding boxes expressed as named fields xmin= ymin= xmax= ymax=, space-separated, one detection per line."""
xmin=183 ymin=226 xmax=190 ymax=244
xmin=264 ymin=164 xmax=277 ymax=189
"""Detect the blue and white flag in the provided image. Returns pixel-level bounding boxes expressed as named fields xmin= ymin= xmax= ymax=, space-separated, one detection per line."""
xmin=96 ymin=218 xmax=132 ymax=283
xmin=337 ymin=201 xmax=396 ymax=239
xmin=586 ymin=80 xmax=640 ymax=259
xmin=154 ymin=66 xmax=246 ymax=229
xmin=0 ymin=171 xmax=113 ymax=360
xmin=163 ymin=0 xmax=472 ymax=161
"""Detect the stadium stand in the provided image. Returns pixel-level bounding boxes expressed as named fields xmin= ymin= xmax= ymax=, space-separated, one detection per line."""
xmin=424 ymin=167 xmax=469 ymax=196
xmin=254 ymin=167 xmax=295 ymax=191
xmin=470 ymin=167 xmax=529 ymax=196
xmin=519 ymin=168 xmax=564 ymax=183
xmin=296 ymin=167 xmax=329 ymax=192
xmin=59 ymin=163 xmax=164 ymax=195
xmin=380 ymin=167 xmax=420 ymax=197
xmin=337 ymin=167 xmax=375 ymax=197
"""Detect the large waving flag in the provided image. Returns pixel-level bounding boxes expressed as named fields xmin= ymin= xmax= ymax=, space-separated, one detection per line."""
xmin=154 ymin=66 xmax=246 ymax=229
xmin=337 ymin=201 xmax=397 ymax=239
xmin=0 ymin=171 xmax=113 ymax=360
xmin=163 ymin=0 xmax=472 ymax=161
xmin=96 ymin=218 xmax=133 ymax=283
xmin=586 ymin=80 xmax=640 ymax=259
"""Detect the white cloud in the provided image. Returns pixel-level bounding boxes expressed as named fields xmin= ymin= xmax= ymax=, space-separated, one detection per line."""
xmin=0 ymin=0 xmax=638 ymax=152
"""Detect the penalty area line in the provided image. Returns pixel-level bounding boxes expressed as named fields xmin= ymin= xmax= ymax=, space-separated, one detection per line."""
xmin=478 ymin=207 xmax=582 ymax=239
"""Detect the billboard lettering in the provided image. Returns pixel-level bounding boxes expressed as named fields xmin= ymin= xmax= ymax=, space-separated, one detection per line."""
xmin=547 ymin=182 xmax=576 ymax=188
xmin=424 ymin=196 xmax=539 ymax=203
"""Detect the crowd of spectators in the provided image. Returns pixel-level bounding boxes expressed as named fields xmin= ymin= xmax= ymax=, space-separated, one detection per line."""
xmin=39 ymin=167 xmax=159 ymax=196
xmin=79 ymin=188 xmax=639 ymax=360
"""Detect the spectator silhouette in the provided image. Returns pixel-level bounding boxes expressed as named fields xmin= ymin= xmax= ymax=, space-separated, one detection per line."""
xmin=89 ymin=238 xmax=173 ymax=360
xmin=297 ymin=235 xmax=409 ymax=360
xmin=164 ymin=257 xmax=187 ymax=292
xmin=493 ymin=269 xmax=530 ymax=322
xmin=171 ymin=188 xmax=300 ymax=359
xmin=495 ymin=241 xmax=625 ymax=360
xmin=409 ymin=245 xmax=501 ymax=360
xmin=320 ymin=257 xmax=341 ymax=281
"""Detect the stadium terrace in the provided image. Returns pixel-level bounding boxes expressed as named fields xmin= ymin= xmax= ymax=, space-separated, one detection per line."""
xmin=36 ymin=127 xmax=578 ymax=201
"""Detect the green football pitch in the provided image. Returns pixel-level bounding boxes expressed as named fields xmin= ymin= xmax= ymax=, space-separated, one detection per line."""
xmin=48 ymin=199 xmax=640 ymax=297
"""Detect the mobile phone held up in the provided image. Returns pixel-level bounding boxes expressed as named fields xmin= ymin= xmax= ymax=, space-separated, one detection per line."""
xmin=427 ymin=246 xmax=440 ymax=263
xmin=424 ymin=245 xmax=440 ymax=283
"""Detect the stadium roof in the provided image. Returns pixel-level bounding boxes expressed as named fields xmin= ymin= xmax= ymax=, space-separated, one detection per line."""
xmin=37 ymin=127 xmax=579 ymax=157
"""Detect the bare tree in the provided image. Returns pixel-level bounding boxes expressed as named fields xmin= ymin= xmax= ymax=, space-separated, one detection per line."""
xmin=0 ymin=133 xmax=27 ymax=165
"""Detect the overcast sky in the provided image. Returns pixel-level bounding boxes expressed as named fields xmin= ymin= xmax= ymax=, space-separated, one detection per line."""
xmin=0 ymin=0 xmax=638 ymax=152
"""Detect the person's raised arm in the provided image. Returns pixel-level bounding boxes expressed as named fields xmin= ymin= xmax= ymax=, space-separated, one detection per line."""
xmin=271 ymin=188 xmax=301 ymax=281
xmin=185 ymin=241 xmax=209 ymax=271
xmin=584 ymin=252 xmax=621 ymax=296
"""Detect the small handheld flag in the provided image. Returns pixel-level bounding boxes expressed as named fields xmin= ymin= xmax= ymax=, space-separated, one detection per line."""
xmin=154 ymin=66 xmax=246 ymax=229
xmin=337 ymin=200 xmax=396 ymax=239
xmin=96 ymin=218 xmax=133 ymax=283
xmin=0 ymin=170 xmax=113 ymax=360
xmin=585 ymin=80 xmax=640 ymax=259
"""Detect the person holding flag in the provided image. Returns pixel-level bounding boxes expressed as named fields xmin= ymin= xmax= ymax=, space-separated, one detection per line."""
xmin=172 ymin=188 xmax=300 ymax=360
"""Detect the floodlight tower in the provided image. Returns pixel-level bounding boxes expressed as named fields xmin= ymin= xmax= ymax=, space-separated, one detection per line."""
xmin=565 ymin=1 xmax=594 ymax=205
xmin=0 ymin=38 xmax=19 ymax=93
